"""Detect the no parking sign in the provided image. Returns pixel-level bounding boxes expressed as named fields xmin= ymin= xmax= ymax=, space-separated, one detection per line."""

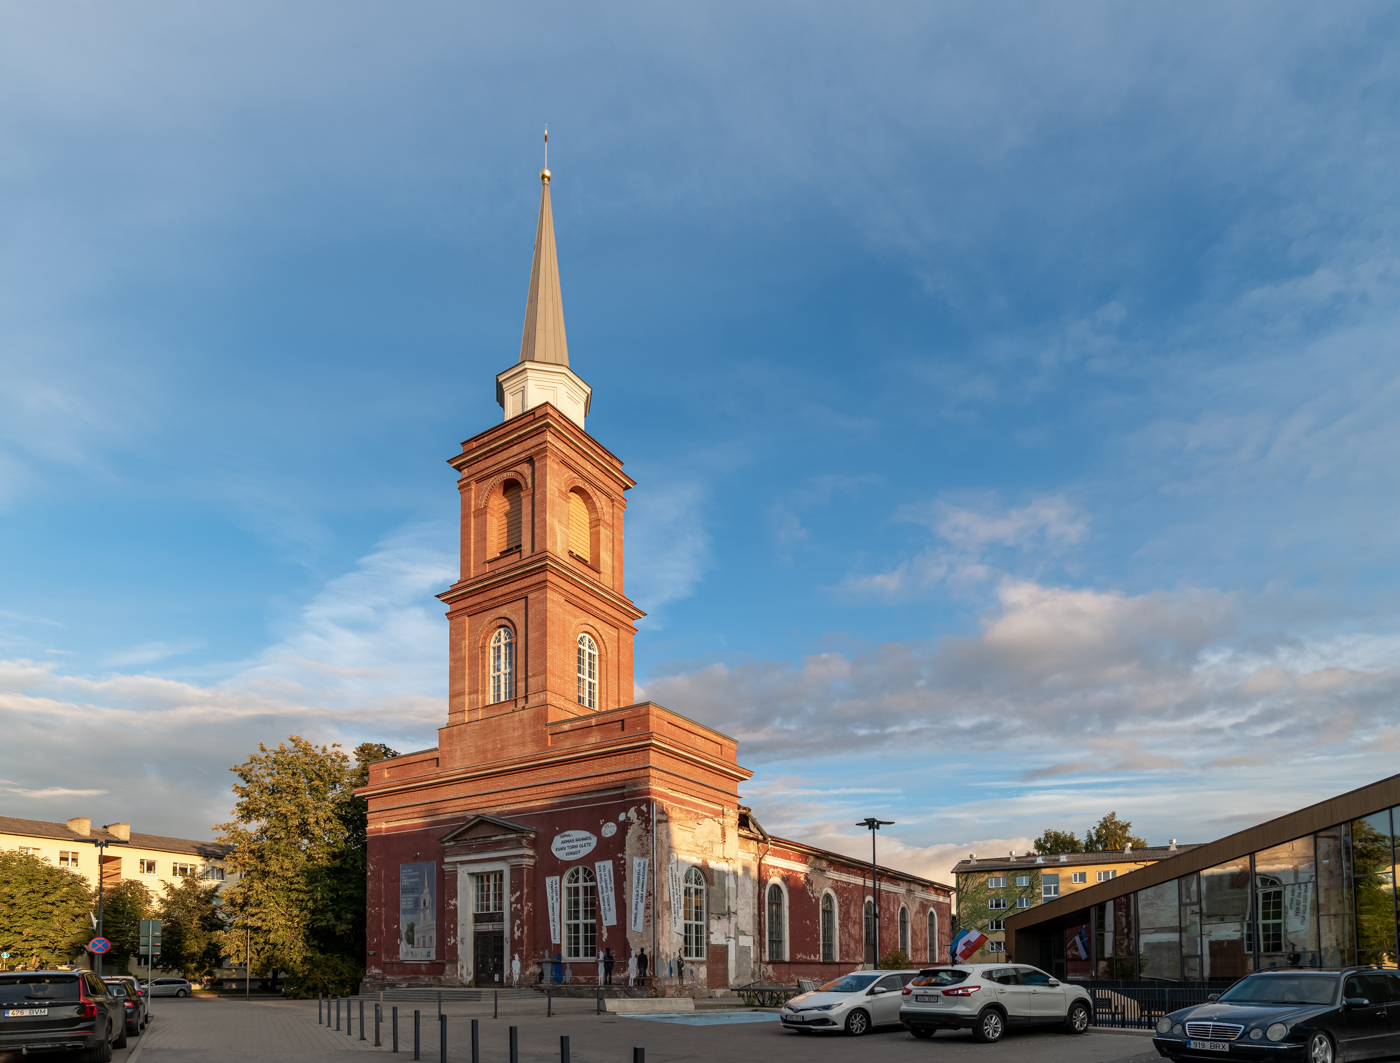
xmin=88 ymin=938 xmax=111 ymax=954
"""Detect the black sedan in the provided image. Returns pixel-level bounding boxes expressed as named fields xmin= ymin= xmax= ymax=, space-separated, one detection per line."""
xmin=1152 ymin=967 xmax=1400 ymax=1063
xmin=0 ymin=968 xmax=127 ymax=1060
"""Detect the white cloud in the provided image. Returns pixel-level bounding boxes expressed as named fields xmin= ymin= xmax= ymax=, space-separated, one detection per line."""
xmin=104 ymin=638 xmax=207 ymax=668
xmin=625 ymin=482 xmax=712 ymax=626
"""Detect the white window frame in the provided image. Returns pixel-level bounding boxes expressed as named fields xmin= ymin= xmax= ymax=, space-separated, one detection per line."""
xmin=987 ymin=919 xmax=1004 ymax=932
xmin=563 ymin=865 xmax=597 ymax=960
xmin=1016 ymin=896 xmax=1031 ymax=909
xmin=18 ymin=846 xmax=39 ymax=857
xmin=138 ymin=858 xmax=157 ymax=875
xmin=206 ymin=866 xmax=225 ymax=881
xmin=1072 ymin=871 xmax=1087 ymax=883
xmin=988 ymin=940 xmax=1006 ymax=954
xmin=1042 ymin=874 xmax=1059 ymax=899
xmin=820 ymin=891 xmax=838 ymax=963
xmin=1016 ymin=875 xmax=1030 ymax=887
xmin=926 ymin=909 xmax=938 ymax=963
xmin=898 ymin=906 xmax=909 ymax=954
xmin=172 ymin=862 xmax=196 ymax=878
xmin=489 ymin=627 xmax=514 ymax=704
xmin=59 ymin=851 xmax=79 ymax=868
xmin=576 ymin=634 xmax=598 ymax=709
xmin=765 ymin=878 xmax=789 ymax=962
xmin=988 ymin=897 xmax=1007 ymax=910
xmin=1097 ymin=870 xmax=1117 ymax=883
xmin=682 ymin=867 xmax=707 ymax=960
xmin=987 ymin=876 xmax=1005 ymax=888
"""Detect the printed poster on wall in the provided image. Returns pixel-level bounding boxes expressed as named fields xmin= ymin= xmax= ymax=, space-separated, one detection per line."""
xmin=399 ymin=862 xmax=437 ymax=961
xmin=595 ymin=860 xmax=617 ymax=927
xmin=546 ymin=875 xmax=562 ymax=945
xmin=1284 ymin=881 xmax=1314 ymax=935
xmin=668 ymin=859 xmax=684 ymax=933
xmin=630 ymin=857 xmax=649 ymax=932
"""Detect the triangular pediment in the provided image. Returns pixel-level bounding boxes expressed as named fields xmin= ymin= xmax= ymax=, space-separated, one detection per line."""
xmin=440 ymin=814 xmax=537 ymax=845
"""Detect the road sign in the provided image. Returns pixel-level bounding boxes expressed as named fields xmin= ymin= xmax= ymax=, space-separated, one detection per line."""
xmin=139 ymin=919 xmax=162 ymax=954
xmin=1 ymin=952 xmax=9 ymax=959
xmin=88 ymin=938 xmax=112 ymax=954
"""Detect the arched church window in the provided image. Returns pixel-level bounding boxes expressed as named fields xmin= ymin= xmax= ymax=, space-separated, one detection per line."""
xmin=563 ymin=865 xmax=597 ymax=959
xmin=499 ymin=481 xmax=523 ymax=553
xmin=766 ymin=883 xmax=784 ymax=961
xmin=899 ymin=906 xmax=909 ymax=954
xmin=683 ymin=867 xmax=707 ymax=960
xmin=927 ymin=909 xmax=938 ymax=963
xmin=489 ymin=627 xmax=514 ymax=704
xmin=576 ymin=634 xmax=597 ymax=709
xmin=568 ymin=489 xmax=590 ymax=562
xmin=864 ymin=898 xmax=875 ymax=963
xmin=820 ymin=893 xmax=836 ymax=962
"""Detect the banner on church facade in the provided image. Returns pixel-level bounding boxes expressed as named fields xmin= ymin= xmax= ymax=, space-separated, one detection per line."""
xmin=668 ymin=859 xmax=684 ymax=933
xmin=398 ymin=862 xmax=437 ymax=961
xmin=546 ymin=875 xmax=561 ymax=945
xmin=630 ymin=857 xmax=649 ymax=932
xmin=596 ymin=860 xmax=617 ymax=927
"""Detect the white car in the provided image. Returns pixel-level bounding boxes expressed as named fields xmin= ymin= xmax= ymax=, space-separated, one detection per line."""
xmin=780 ymin=970 xmax=920 ymax=1036
xmin=898 ymin=963 xmax=1092 ymax=1043
xmin=145 ymin=977 xmax=193 ymax=998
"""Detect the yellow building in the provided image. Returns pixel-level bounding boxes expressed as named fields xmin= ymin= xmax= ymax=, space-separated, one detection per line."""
xmin=952 ymin=844 xmax=1199 ymax=970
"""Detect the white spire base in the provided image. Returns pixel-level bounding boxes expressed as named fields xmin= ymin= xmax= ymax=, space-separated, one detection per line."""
xmin=496 ymin=360 xmax=592 ymax=429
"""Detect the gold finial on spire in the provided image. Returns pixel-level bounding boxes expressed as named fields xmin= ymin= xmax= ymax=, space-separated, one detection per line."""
xmin=541 ymin=125 xmax=550 ymax=183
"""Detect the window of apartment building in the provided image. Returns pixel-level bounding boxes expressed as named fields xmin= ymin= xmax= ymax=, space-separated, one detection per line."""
xmin=988 ymin=898 xmax=1007 ymax=910
xmin=1017 ymin=897 xmax=1031 ymax=908
xmin=207 ymin=867 xmax=225 ymax=881
xmin=59 ymin=851 xmax=79 ymax=868
xmin=1016 ymin=875 xmax=1030 ymax=887
xmin=172 ymin=863 xmax=196 ymax=878
xmin=1097 ymin=869 xmax=1117 ymax=882
xmin=1072 ymin=871 xmax=1087 ymax=883
xmin=987 ymin=876 xmax=1005 ymax=888
xmin=139 ymin=859 xmax=157 ymax=875
xmin=988 ymin=941 xmax=1005 ymax=953
xmin=987 ymin=919 xmax=1004 ymax=931
xmin=18 ymin=846 xmax=39 ymax=857
xmin=1042 ymin=873 xmax=1059 ymax=899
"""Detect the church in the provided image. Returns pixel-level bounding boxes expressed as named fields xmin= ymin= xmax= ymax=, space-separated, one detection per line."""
xmin=358 ymin=165 xmax=951 ymax=993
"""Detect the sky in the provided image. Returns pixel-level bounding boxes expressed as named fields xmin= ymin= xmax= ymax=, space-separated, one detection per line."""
xmin=3 ymin=2 xmax=1400 ymax=884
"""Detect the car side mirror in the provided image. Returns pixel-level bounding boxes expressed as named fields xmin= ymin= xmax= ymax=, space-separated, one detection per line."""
xmin=1344 ymin=997 xmax=1370 ymax=1009
xmin=1048 ymin=979 xmax=1060 ymax=987
xmin=1207 ymin=993 xmax=1220 ymax=1002
xmin=871 ymin=987 xmax=887 ymax=995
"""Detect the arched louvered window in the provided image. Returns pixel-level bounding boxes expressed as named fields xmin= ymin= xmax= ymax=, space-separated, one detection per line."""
xmin=766 ymin=883 xmax=784 ymax=961
xmin=499 ymin=481 xmax=523 ymax=553
xmin=563 ymin=865 xmax=597 ymax=959
xmin=489 ymin=627 xmax=514 ymax=704
xmin=820 ymin=893 xmax=836 ymax=963
xmin=683 ymin=867 xmax=707 ymax=960
xmin=899 ymin=907 xmax=909 ymax=954
xmin=927 ymin=909 xmax=938 ymax=963
xmin=568 ymin=490 xmax=590 ymax=562
xmin=576 ymin=634 xmax=597 ymax=709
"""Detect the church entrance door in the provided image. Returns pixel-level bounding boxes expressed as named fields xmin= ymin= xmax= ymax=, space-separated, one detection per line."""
xmin=474 ymin=929 xmax=505 ymax=984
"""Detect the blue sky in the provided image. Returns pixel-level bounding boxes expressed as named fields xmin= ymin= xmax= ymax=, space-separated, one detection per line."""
xmin=3 ymin=3 xmax=1400 ymax=880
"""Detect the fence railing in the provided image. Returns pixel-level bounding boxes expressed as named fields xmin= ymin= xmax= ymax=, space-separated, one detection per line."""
xmin=1074 ymin=980 xmax=1237 ymax=1028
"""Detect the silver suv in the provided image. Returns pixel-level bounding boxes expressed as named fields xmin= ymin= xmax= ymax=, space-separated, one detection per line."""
xmin=899 ymin=963 xmax=1092 ymax=1043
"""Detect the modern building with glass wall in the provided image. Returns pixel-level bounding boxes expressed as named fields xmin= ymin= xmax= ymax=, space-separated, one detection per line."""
xmin=1005 ymin=773 xmax=1400 ymax=982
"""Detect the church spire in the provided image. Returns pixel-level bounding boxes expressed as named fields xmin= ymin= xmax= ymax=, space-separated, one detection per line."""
xmin=518 ymin=168 xmax=569 ymax=366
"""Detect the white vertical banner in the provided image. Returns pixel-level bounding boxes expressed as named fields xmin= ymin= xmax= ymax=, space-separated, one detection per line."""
xmin=596 ymin=860 xmax=618 ymax=927
xmin=630 ymin=857 xmax=649 ymax=932
xmin=546 ymin=875 xmax=562 ymax=945
xmin=669 ymin=859 xmax=684 ymax=934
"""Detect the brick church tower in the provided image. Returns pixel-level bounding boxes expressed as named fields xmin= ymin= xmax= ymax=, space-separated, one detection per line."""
xmin=358 ymin=167 xmax=950 ymax=993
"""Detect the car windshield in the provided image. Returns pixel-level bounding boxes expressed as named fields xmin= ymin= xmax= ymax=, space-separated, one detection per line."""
xmin=0 ymin=977 xmax=82 ymax=1004
xmin=1218 ymin=974 xmax=1338 ymax=1006
xmin=818 ymin=973 xmax=881 ymax=993
xmin=910 ymin=969 xmax=969 ymax=987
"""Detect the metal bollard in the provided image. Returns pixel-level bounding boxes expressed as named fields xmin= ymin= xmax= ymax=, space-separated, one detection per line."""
xmin=439 ymin=1013 xmax=446 ymax=1063
xmin=319 ymin=993 xmax=324 ymax=1024
xmin=633 ymin=1049 xmax=645 ymax=1063
xmin=393 ymin=1006 xmax=399 ymax=1053
xmin=561 ymin=1034 xmax=571 ymax=1063
xmin=360 ymin=998 xmax=366 ymax=1040
xmin=596 ymin=986 xmax=601 ymax=1014
xmin=547 ymin=989 xmax=552 ymax=1017
xmin=375 ymin=1002 xmax=381 ymax=1047
xmin=336 ymin=996 xmax=341 ymax=1031
xmin=413 ymin=1009 xmax=421 ymax=1061
xmin=509 ymin=1025 xmax=519 ymax=1063
xmin=437 ymin=989 xmax=442 ymax=1017
xmin=471 ymin=1018 xmax=479 ymax=1063
xmin=347 ymin=997 xmax=353 ymax=1036
xmin=493 ymin=989 xmax=498 ymax=1019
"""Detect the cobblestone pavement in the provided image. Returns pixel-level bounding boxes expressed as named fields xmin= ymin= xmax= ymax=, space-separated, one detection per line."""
xmin=3 ymin=994 xmax=1163 ymax=1063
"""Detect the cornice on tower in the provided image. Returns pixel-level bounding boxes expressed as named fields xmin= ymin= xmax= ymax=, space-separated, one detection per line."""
xmin=496 ymin=168 xmax=593 ymax=430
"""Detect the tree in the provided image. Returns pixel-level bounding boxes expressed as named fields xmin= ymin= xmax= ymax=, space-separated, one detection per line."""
xmin=102 ymin=879 xmax=153 ymax=972
xmin=878 ymin=948 xmax=912 ymax=970
xmin=215 ymin=737 xmax=397 ymax=993
xmin=159 ymin=878 xmax=226 ymax=981
xmin=0 ymin=850 xmax=92 ymax=968
xmin=1033 ymin=829 xmax=1084 ymax=855
xmin=1083 ymin=812 xmax=1149 ymax=852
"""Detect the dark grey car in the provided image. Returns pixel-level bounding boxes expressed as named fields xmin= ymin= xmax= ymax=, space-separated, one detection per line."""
xmin=0 ymin=969 xmax=125 ymax=1060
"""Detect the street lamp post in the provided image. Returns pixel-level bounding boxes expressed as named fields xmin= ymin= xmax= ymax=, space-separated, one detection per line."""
xmin=83 ymin=836 xmax=129 ymax=976
xmin=855 ymin=818 xmax=894 ymax=966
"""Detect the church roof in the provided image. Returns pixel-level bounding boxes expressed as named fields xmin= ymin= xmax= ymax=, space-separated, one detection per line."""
xmin=518 ymin=170 xmax=569 ymax=367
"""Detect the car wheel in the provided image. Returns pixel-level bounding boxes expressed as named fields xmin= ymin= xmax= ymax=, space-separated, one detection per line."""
xmin=844 ymin=1008 xmax=871 ymax=1036
xmin=83 ymin=1025 xmax=115 ymax=1063
xmin=176 ymin=988 xmax=188 ymax=997
xmin=114 ymin=1022 xmax=128 ymax=1049
xmin=1065 ymin=1001 xmax=1090 ymax=1034
xmin=972 ymin=1008 xmax=1005 ymax=1044
xmin=1307 ymin=1032 xmax=1334 ymax=1063
xmin=911 ymin=1027 xmax=935 ymax=1039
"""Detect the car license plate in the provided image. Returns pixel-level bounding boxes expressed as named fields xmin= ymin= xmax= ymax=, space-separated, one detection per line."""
xmin=786 ymin=1015 xmax=804 ymax=1023
xmin=3 ymin=1008 xmax=49 ymax=1017
xmin=1187 ymin=1040 xmax=1230 ymax=1052
xmin=915 ymin=995 xmax=937 ymax=1002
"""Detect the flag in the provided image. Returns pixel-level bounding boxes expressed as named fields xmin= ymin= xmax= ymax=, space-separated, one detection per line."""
xmin=1067 ymin=926 xmax=1090 ymax=961
xmin=950 ymin=928 xmax=988 ymax=962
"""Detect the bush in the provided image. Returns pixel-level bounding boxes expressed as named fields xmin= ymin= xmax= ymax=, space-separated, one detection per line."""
xmin=282 ymin=953 xmax=364 ymax=998
xmin=877 ymin=948 xmax=911 ymax=970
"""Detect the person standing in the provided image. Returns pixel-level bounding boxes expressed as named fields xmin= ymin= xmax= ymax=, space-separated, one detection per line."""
xmin=603 ymin=947 xmax=615 ymax=985
xmin=637 ymin=947 xmax=649 ymax=983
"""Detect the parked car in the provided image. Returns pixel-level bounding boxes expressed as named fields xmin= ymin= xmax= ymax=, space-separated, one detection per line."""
xmin=780 ymin=970 xmax=921 ymax=1035
xmin=0 ymin=969 xmax=126 ymax=1060
xmin=1152 ymin=967 xmax=1400 ymax=1063
xmin=147 ymin=976 xmax=193 ymax=997
xmin=898 ymin=963 xmax=1092 ymax=1042
xmin=102 ymin=975 xmax=147 ymax=1035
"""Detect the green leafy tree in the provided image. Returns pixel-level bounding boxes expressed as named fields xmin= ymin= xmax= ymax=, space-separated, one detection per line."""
xmin=1083 ymin=812 xmax=1149 ymax=852
xmin=878 ymin=948 xmax=911 ymax=970
xmin=102 ymin=879 xmax=153 ymax=971
xmin=1033 ymin=829 xmax=1084 ymax=855
xmin=216 ymin=737 xmax=396 ymax=992
xmin=0 ymin=850 xmax=93 ymax=968
xmin=159 ymin=878 xmax=226 ymax=981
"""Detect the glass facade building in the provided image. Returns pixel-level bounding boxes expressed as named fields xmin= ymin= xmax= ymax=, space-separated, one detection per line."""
xmin=1010 ymin=787 xmax=1400 ymax=982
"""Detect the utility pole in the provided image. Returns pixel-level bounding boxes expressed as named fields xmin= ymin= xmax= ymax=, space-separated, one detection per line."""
xmin=84 ymin=836 xmax=128 ymax=977
xmin=855 ymin=818 xmax=894 ymax=966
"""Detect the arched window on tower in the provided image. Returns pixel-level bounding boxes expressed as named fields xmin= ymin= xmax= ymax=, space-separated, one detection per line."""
xmin=576 ymin=634 xmax=597 ymax=709
xmin=499 ymin=481 xmax=523 ymax=554
xmin=489 ymin=627 xmax=514 ymax=704
xmin=927 ymin=909 xmax=939 ymax=963
xmin=899 ymin=906 xmax=909 ymax=955
xmin=683 ymin=868 xmax=707 ymax=960
xmin=820 ymin=893 xmax=836 ymax=963
xmin=766 ymin=883 xmax=784 ymax=961
xmin=563 ymin=865 xmax=597 ymax=959
xmin=568 ymin=489 xmax=590 ymax=563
